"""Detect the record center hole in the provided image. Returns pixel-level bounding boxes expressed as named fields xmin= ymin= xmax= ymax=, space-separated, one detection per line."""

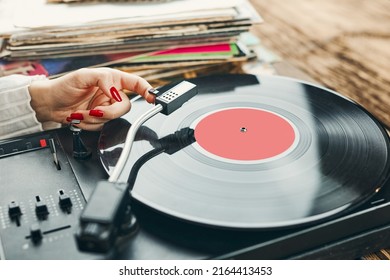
xmin=240 ymin=127 xmax=247 ymax=133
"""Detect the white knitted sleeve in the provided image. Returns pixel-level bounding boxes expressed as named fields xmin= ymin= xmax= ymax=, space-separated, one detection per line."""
xmin=0 ymin=74 xmax=60 ymax=140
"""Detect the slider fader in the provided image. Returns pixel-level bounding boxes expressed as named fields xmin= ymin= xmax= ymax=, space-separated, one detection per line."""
xmin=0 ymin=132 xmax=96 ymax=259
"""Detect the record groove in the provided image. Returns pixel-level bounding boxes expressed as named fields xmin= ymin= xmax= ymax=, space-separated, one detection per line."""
xmin=98 ymin=74 xmax=390 ymax=229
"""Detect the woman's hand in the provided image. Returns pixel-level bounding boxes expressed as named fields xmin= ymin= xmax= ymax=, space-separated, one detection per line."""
xmin=28 ymin=67 xmax=155 ymax=131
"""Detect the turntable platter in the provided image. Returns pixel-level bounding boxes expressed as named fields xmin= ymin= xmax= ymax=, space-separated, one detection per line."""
xmin=98 ymin=74 xmax=390 ymax=229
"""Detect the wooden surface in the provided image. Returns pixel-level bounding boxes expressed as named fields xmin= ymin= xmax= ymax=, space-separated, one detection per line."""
xmin=249 ymin=0 xmax=390 ymax=128
xmin=248 ymin=0 xmax=390 ymax=260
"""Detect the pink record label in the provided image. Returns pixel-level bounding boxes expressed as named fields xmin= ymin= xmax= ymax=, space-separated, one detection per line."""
xmin=194 ymin=108 xmax=296 ymax=161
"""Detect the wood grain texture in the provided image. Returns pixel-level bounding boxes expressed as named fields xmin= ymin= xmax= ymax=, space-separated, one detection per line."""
xmin=249 ymin=0 xmax=390 ymax=260
xmin=249 ymin=0 xmax=390 ymax=128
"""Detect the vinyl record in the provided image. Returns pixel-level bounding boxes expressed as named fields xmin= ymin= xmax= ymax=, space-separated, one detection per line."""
xmin=98 ymin=74 xmax=390 ymax=229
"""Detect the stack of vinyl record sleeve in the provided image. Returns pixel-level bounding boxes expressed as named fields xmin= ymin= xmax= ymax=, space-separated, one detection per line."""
xmin=0 ymin=0 xmax=262 ymax=85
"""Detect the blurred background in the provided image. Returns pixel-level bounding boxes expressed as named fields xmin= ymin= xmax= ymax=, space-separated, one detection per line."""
xmin=249 ymin=0 xmax=390 ymax=130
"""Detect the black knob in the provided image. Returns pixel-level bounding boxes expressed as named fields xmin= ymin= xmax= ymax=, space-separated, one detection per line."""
xmin=35 ymin=198 xmax=49 ymax=218
xmin=30 ymin=223 xmax=43 ymax=244
xmin=59 ymin=190 xmax=72 ymax=209
xmin=8 ymin=201 xmax=22 ymax=218
xmin=70 ymin=121 xmax=91 ymax=160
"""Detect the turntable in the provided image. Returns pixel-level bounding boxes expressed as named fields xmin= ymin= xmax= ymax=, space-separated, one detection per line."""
xmin=1 ymin=73 xmax=390 ymax=260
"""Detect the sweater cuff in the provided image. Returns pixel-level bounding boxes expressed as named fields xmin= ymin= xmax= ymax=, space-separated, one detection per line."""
xmin=0 ymin=75 xmax=60 ymax=140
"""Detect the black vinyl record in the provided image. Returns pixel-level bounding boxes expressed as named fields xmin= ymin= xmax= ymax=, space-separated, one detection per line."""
xmin=98 ymin=74 xmax=390 ymax=230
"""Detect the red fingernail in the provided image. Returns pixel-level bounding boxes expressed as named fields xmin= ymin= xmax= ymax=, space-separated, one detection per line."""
xmin=89 ymin=109 xmax=104 ymax=117
xmin=110 ymin=86 xmax=122 ymax=102
xmin=70 ymin=113 xmax=84 ymax=120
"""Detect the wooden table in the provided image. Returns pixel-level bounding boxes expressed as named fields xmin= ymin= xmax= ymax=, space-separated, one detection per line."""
xmin=249 ymin=0 xmax=390 ymax=128
xmin=248 ymin=0 xmax=390 ymax=260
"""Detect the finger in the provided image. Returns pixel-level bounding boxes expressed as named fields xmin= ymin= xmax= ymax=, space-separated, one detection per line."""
xmin=91 ymin=96 xmax=131 ymax=120
xmin=115 ymin=70 xmax=155 ymax=103
xmin=66 ymin=97 xmax=131 ymax=125
xmin=65 ymin=110 xmax=106 ymax=126
xmin=65 ymin=112 xmax=107 ymax=131
xmin=74 ymin=68 xmax=155 ymax=104
xmin=71 ymin=68 xmax=118 ymax=102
